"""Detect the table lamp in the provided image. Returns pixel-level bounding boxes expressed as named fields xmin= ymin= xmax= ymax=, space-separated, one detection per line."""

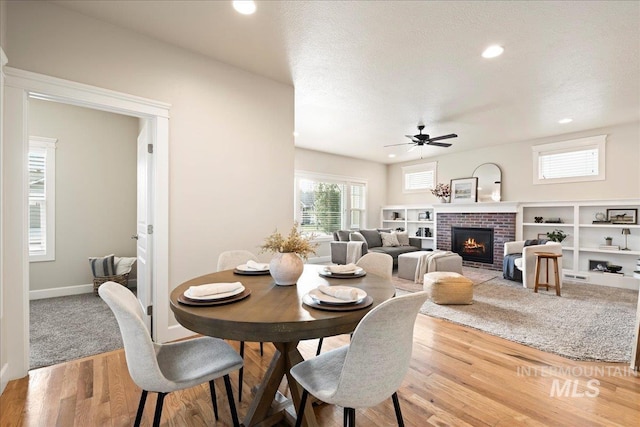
xmin=621 ymin=228 xmax=631 ymax=250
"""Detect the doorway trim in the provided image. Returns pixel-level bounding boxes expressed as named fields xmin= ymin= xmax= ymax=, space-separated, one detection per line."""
xmin=3 ymin=67 xmax=174 ymax=381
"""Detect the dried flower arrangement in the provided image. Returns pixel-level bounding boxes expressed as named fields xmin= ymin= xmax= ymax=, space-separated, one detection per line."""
xmin=431 ymin=183 xmax=451 ymax=199
xmin=260 ymin=224 xmax=318 ymax=260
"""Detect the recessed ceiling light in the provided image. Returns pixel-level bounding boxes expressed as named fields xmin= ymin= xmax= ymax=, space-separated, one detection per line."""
xmin=558 ymin=118 xmax=573 ymax=124
xmin=482 ymin=45 xmax=504 ymax=59
xmin=293 ymin=131 xmax=299 ymax=137
xmin=388 ymin=154 xmax=396 ymax=158
xmin=233 ymin=1 xmax=256 ymax=15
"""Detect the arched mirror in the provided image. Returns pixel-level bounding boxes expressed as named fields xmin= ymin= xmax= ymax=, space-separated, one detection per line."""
xmin=472 ymin=163 xmax=502 ymax=202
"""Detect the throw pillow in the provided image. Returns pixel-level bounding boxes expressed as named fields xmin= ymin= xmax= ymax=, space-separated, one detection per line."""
xmin=336 ymin=230 xmax=351 ymax=241
xmin=360 ymin=229 xmax=383 ymax=248
xmin=114 ymin=256 xmax=137 ymax=275
xmin=89 ymin=254 xmax=116 ymax=277
xmin=349 ymin=232 xmax=366 ymax=242
xmin=396 ymin=231 xmax=410 ymax=246
xmin=380 ymin=231 xmax=400 ymax=247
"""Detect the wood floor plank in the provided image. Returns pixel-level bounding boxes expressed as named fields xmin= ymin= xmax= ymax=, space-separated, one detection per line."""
xmin=2 ymin=312 xmax=640 ymax=427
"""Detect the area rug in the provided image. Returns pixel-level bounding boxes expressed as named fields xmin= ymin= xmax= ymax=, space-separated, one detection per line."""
xmin=30 ymin=292 xmax=124 ymax=369
xmin=395 ymin=269 xmax=638 ymax=362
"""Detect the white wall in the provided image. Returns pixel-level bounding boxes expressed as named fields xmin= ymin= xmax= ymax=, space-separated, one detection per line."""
xmin=387 ymin=122 xmax=640 ymax=205
xmin=28 ymin=99 xmax=138 ymax=292
xmin=295 ymin=148 xmax=387 ymax=259
xmin=2 ymin=0 xmax=294 ymax=384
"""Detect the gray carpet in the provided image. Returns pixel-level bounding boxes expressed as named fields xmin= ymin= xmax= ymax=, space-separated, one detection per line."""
xmin=30 ymin=292 xmax=124 ymax=370
xmin=395 ymin=270 xmax=638 ymax=362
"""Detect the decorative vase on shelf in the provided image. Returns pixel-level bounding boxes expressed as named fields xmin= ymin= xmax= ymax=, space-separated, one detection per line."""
xmin=439 ymin=197 xmax=448 ymax=203
xmin=269 ymin=252 xmax=304 ymax=286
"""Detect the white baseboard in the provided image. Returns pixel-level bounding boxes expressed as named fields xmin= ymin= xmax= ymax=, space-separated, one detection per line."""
xmin=0 ymin=362 xmax=9 ymax=395
xmin=29 ymin=283 xmax=93 ymax=300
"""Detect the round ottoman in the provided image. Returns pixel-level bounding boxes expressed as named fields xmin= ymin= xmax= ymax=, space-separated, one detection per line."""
xmin=423 ymin=271 xmax=473 ymax=305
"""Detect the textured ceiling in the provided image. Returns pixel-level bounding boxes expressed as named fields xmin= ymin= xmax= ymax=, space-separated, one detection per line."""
xmin=53 ymin=0 xmax=640 ymax=164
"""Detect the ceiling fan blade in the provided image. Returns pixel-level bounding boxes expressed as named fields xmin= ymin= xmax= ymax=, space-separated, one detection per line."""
xmin=427 ymin=141 xmax=452 ymax=147
xmin=407 ymin=145 xmax=417 ymax=152
xmin=427 ymin=133 xmax=457 ymax=142
xmin=384 ymin=142 xmax=414 ymax=147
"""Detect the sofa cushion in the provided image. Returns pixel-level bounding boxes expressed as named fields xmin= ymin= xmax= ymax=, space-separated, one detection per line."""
xmin=380 ymin=231 xmax=400 ymax=247
xmin=359 ymin=229 xmax=383 ymax=248
xmin=335 ymin=230 xmax=351 ymax=241
xmin=396 ymin=231 xmax=410 ymax=246
xmin=349 ymin=232 xmax=366 ymax=242
xmin=371 ymin=246 xmax=420 ymax=259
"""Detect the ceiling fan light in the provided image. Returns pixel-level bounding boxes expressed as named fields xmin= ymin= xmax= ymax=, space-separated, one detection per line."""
xmin=482 ymin=45 xmax=504 ymax=58
xmin=233 ymin=1 xmax=256 ymax=15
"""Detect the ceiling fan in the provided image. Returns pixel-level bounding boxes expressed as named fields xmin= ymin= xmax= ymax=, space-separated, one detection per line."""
xmin=386 ymin=124 xmax=458 ymax=150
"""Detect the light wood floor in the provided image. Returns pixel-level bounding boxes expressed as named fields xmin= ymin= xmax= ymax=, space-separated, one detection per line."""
xmin=1 ymin=313 xmax=639 ymax=427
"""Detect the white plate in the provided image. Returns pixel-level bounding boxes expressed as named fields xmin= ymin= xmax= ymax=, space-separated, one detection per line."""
xmin=236 ymin=263 xmax=270 ymax=272
xmin=185 ymin=285 xmax=245 ymax=301
xmin=308 ymin=287 xmax=367 ymax=305
xmin=322 ymin=266 xmax=364 ymax=275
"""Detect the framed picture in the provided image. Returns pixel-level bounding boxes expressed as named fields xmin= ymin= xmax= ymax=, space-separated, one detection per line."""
xmin=450 ymin=177 xmax=478 ymax=203
xmin=589 ymin=260 xmax=609 ymax=272
xmin=418 ymin=212 xmax=427 ymax=220
xmin=537 ymin=233 xmax=547 ymax=240
xmin=606 ymin=208 xmax=637 ymax=224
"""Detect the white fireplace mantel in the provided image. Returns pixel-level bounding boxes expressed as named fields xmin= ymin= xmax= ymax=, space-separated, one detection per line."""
xmin=434 ymin=202 xmax=519 ymax=214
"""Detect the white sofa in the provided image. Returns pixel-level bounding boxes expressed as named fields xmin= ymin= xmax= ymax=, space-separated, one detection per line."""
xmin=503 ymin=240 xmax=563 ymax=289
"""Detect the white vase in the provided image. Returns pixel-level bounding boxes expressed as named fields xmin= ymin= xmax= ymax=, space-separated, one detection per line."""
xmin=439 ymin=197 xmax=448 ymax=203
xmin=269 ymin=252 xmax=304 ymax=286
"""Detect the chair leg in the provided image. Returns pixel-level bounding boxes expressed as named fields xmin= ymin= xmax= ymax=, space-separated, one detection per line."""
xmin=260 ymin=341 xmax=264 ymax=356
xmin=294 ymin=389 xmax=309 ymax=427
xmin=316 ymin=337 xmax=324 ymax=356
xmin=239 ymin=341 xmax=245 ymax=402
xmin=209 ymin=380 xmax=219 ymax=420
xmin=152 ymin=392 xmax=166 ymax=427
xmin=349 ymin=407 xmax=356 ymax=426
xmin=223 ymin=374 xmax=240 ymax=427
xmin=134 ymin=389 xmax=148 ymax=427
xmin=343 ymin=407 xmax=349 ymax=427
xmin=391 ymin=392 xmax=405 ymax=427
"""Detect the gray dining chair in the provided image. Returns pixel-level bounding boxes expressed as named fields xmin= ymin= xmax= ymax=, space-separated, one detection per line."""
xmin=316 ymin=252 xmax=393 ymax=356
xmin=291 ymin=291 xmax=429 ymax=427
xmin=99 ymin=281 xmax=243 ymax=427
xmin=217 ymin=249 xmax=264 ymax=401
xmin=356 ymin=252 xmax=393 ymax=279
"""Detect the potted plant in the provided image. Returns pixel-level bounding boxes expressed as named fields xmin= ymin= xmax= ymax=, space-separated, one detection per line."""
xmin=546 ymin=229 xmax=567 ymax=243
xmin=260 ymin=224 xmax=317 ymax=286
xmin=431 ymin=183 xmax=451 ymax=203
xmin=605 ymin=236 xmax=613 ymax=245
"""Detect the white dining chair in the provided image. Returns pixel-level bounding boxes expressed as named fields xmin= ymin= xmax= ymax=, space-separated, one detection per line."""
xmin=316 ymin=252 xmax=394 ymax=356
xmin=99 ymin=281 xmax=243 ymax=427
xmin=217 ymin=249 xmax=264 ymax=401
xmin=291 ymin=291 xmax=429 ymax=427
xmin=356 ymin=252 xmax=393 ymax=279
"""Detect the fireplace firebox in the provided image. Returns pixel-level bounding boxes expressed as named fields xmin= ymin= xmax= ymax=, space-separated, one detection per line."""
xmin=451 ymin=227 xmax=494 ymax=264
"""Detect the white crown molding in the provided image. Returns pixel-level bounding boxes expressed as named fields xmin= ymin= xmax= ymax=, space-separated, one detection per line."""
xmin=435 ymin=202 xmax=519 ymax=214
xmin=5 ymin=67 xmax=171 ymax=118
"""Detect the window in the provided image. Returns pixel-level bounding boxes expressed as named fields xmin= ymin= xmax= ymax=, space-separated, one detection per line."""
xmin=532 ymin=135 xmax=606 ymax=184
xmin=295 ymin=172 xmax=367 ymax=236
xmin=402 ymin=162 xmax=437 ymax=193
xmin=29 ymin=136 xmax=57 ymax=261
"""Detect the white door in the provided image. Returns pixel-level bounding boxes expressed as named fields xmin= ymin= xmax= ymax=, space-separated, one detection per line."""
xmin=136 ymin=120 xmax=153 ymax=333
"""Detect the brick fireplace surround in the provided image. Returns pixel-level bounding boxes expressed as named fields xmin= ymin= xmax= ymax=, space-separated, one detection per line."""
xmin=436 ymin=204 xmax=517 ymax=271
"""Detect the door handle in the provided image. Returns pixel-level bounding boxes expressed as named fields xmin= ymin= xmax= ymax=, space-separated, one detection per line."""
xmin=131 ymin=234 xmax=139 ymax=240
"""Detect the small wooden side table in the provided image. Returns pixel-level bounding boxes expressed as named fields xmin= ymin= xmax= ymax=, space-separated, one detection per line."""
xmin=534 ymin=252 xmax=562 ymax=296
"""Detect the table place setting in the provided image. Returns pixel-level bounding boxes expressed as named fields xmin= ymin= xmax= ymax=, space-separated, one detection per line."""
xmin=302 ymin=284 xmax=373 ymax=311
xmin=177 ymin=281 xmax=251 ymax=306
xmin=234 ymin=259 xmax=271 ymax=275
xmin=318 ymin=263 xmax=366 ymax=278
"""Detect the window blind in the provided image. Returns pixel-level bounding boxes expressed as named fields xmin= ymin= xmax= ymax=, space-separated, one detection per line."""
xmin=539 ymin=148 xmax=599 ymax=180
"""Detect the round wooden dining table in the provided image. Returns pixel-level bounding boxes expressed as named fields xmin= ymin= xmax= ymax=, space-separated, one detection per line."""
xmin=169 ymin=264 xmax=396 ymax=427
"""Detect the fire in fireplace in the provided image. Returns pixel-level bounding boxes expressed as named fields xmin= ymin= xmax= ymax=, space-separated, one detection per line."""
xmin=451 ymin=227 xmax=494 ymax=264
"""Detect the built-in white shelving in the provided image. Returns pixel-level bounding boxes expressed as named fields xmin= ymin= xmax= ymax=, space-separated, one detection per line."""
xmin=520 ymin=199 xmax=640 ymax=290
xmin=381 ymin=205 xmax=435 ymax=250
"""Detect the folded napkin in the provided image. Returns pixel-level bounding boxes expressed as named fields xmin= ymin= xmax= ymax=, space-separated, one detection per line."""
xmin=327 ymin=263 xmax=358 ymax=274
xmin=318 ymin=285 xmax=359 ymax=301
xmin=188 ymin=282 xmax=243 ymax=298
xmin=245 ymin=260 xmax=269 ymax=270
